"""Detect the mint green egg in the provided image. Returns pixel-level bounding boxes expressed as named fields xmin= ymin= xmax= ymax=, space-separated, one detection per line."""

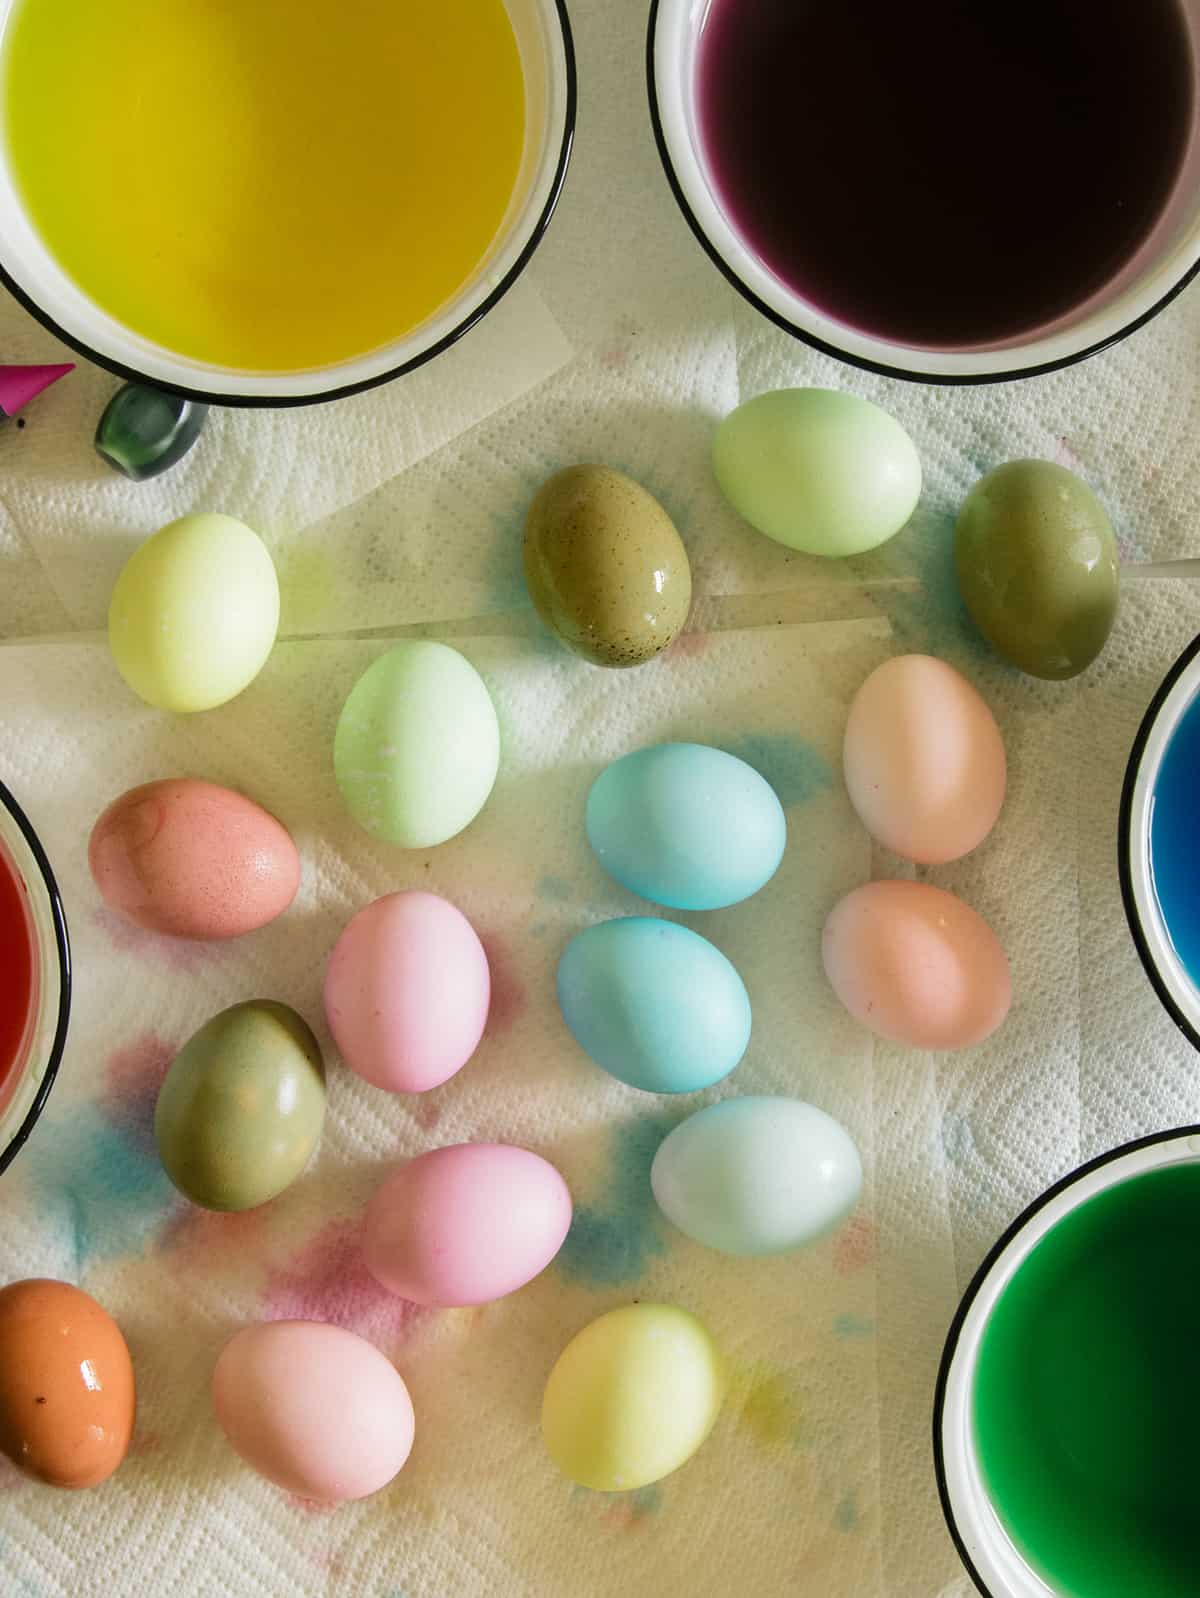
xmin=334 ymin=641 xmax=500 ymax=848
xmin=712 ymin=388 xmax=922 ymax=557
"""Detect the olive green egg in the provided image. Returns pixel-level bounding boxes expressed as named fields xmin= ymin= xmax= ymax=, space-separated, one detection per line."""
xmin=523 ymin=465 xmax=692 ymax=667
xmin=955 ymin=459 xmax=1120 ymax=681
xmin=155 ymin=1001 xmax=325 ymax=1211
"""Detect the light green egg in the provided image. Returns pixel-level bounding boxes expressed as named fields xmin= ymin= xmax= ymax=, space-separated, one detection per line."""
xmin=712 ymin=387 xmax=922 ymax=557
xmin=334 ymin=640 xmax=500 ymax=848
xmin=108 ymin=513 xmax=279 ymax=711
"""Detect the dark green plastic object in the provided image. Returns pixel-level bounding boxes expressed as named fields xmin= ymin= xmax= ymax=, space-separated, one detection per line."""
xmin=95 ymin=382 xmax=208 ymax=481
xmin=955 ymin=459 xmax=1120 ymax=680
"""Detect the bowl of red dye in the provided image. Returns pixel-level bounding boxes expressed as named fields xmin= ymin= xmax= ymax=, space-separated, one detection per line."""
xmin=0 ymin=781 xmax=69 ymax=1173
xmin=648 ymin=0 xmax=1200 ymax=384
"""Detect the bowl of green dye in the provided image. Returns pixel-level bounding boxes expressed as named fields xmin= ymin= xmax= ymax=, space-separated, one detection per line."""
xmin=935 ymin=1128 xmax=1200 ymax=1598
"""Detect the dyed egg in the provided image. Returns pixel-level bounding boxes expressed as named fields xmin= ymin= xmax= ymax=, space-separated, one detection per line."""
xmin=324 ymin=891 xmax=489 ymax=1094
xmin=523 ymin=465 xmax=692 ymax=666
xmin=363 ymin=1144 xmax=572 ymax=1306
xmin=334 ymin=641 xmax=500 ymax=848
xmin=558 ymin=918 xmax=751 ymax=1093
xmin=586 ymin=743 xmax=786 ymax=909
xmin=650 ymin=1096 xmax=862 ymax=1256
xmin=88 ymin=778 xmax=300 ymax=939
xmin=712 ymin=388 xmax=921 ymax=557
xmin=823 ymin=881 xmax=1011 ymax=1049
xmin=542 ymin=1304 xmax=724 ymax=1492
xmin=0 ymin=1279 xmax=135 ymax=1489
xmin=155 ymin=1001 xmax=325 ymax=1210
xmin=955 ymin=459 xmax=1120 ymax=680
xmin=843 ymin=656 xmax=1006 ymax=864
xmin=108 ymin=513 xmax=279 ymax=711
xmin=213 ymin=1321 xmax=414 ymax=1502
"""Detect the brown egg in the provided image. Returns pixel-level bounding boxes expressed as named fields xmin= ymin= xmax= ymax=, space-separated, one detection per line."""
xmin=0 ymin=1279 xmax=135 ymax=1488
xmin=89 ymin=778 xmax=300 ymax=940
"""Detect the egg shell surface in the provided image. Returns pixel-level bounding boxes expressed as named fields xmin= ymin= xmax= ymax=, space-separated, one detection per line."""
xmin=542 ymin=1304 xmax=724 ymax=1492
xmin=324 ymin=890 xmax=490 ymax=1094
xmin=333 ymin=641 xmax=500 ymax=848
xmin=0 ymin=1279 xmax=135 ymax=1489
xmin=107 ymin=513 xmax=279 ymax=711
xmin=650 ymin=1096 xmax=862 ymax=1256
xmin=363 ymin=1143 xmax=572 ymax=1306
xmin=843 ymin=655 xmax=1006 ymax=864
xmin=212 ymin=1320 xmax=414 ymax=1502
xmin=155 ymin=1000 xmax=326 ymax=1211
xmin=557 ymin=917 xmax=752 ymax=1093
xmin=712 ymin=388 xmax=921 ymax=557
xmin=523 ymin=464 xmax=692 ymax=667
xmin=586 ymin=742 xmax=786 ymax=909
xmin=822 ymin=880 xmax=1011 ymax=1049
xmin=88 ymin=778 xmax=300 ymax=939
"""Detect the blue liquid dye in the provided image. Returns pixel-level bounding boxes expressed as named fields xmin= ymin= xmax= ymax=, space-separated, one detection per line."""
xmin=1150 ymin=693 xmax=1200 ymax=979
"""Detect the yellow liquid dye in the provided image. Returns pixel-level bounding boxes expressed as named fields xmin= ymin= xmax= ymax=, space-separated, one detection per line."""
xmin=3 ymin=0 xmax=526 ymax=371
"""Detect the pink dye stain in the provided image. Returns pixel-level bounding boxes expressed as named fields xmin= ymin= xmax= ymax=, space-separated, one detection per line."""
xmin=94 ymin=906 xmax=221 ymax=972
xmin=833 ymin=1215 xmax=876 ymax=1275
xmin=666 ymin=629 xmax=709 ymax=662
xmin=478 ymin=933 xmax=527 ymax=1035
xmin=101 ymin=1032 xmax=175 ymax=1153
xmin=1053 ymin=436 xmax=1086 ymax=474
xmin=414 ymin=1098 xmax=443 ymax=1133
xmin=289 ymin=1493 xmax=340 ymax=1519
xmin=261 ymin=1219 xmax=431 ymax=1348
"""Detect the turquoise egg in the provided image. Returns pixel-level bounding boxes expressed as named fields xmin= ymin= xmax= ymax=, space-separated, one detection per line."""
xmin=557 ymin=917 xmax=751 ymax=1093
xmin=586 ymin=743 xmax=786 ymax=911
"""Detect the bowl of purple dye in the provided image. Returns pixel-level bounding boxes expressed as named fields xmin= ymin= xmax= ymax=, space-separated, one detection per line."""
xmin=648 ymin=0 xmax=1200 ymax=384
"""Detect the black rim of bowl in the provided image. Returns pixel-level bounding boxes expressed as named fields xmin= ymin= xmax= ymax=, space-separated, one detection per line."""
xmin=0 ymin=0 xmax=577 ymax=410
xmin=644 ymin=0 xmax=1200 ymax=388
xmin=1118 ymin=628 xmax=1200 ymax=1054
xmin=0 ymin=778 xmax=70 ymax=1177
xmin=932 ymin=1122 xmax=1200 ymax=1598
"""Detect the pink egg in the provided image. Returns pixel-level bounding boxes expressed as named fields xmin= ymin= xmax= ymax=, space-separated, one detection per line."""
xmin=324 ymin=891 xmax=489 ymax=1093
xmin=822 ymin=879 xmax=1011 ymax=1050
xmin=212 ymin=1320 xmax=414 ymax=1502
xmin=363 ymin=1143 xmax=573 ymax=1307
xmin=88 ymin=778 xmax=299 ymax=939
xmin=843 ymin=655 xmax=1006 ymax=865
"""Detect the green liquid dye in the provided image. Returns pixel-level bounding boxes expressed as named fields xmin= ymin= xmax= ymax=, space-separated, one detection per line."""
xmin=973 ymin=1162 xmax=1200 ymax=1598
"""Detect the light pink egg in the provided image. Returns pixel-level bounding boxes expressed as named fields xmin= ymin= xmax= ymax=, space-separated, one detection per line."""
xmin=88 ymin=778 xmax=299 ymax=939
xmin=324 ymin=891 xmax=490 ymax=1093
xmin=363 ymin=1143 xmax=573 ymax=1307
xmin=212 ymin=1320 xmax=414 ymax=1502
xmin=843 ymin=655 xmax=1006 ymax=865
xmin=822 ymin=879 xmax=1011 ymax=1050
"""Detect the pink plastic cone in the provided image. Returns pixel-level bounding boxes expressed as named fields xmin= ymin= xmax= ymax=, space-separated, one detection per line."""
xmin=0 ymin=363 xmax=74 ymax=418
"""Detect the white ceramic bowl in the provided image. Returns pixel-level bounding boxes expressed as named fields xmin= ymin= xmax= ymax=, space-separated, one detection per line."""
xmin=0 ymin=781 xmax=69 ymax=1174
xmin=648 ymin=0 xmax=1200 ymax=384
xmin=935 ymin=1127 xmax=1200 ymax=1597
xmin=0 ymin=0 xmax=575 ymax=407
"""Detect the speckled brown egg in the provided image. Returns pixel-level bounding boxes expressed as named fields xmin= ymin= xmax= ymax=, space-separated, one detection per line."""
xmin=89 ymin=778 xmax=300 ymax=940
xmin=0 ymin=1279 xmax=135 ymax=1488
xmin=523 ymin=465 xmax=692 ymax=667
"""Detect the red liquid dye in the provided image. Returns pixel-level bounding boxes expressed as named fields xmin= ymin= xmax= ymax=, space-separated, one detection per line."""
xmin=0 ymin=843 xmax=35 ymax=1105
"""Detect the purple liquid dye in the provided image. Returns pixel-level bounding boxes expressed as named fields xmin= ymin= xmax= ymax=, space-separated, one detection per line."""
xmin=696 ymin=0 xmax=1195 ymax=348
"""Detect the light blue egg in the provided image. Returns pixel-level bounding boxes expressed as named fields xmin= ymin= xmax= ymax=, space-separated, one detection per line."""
xmin=556 ymin=917 xmax=751 ymax=1094
xmin=650 ymin=1096 xmax=861 ymax=1256
xmin=585 ymin=743 xmax=786 ymax=911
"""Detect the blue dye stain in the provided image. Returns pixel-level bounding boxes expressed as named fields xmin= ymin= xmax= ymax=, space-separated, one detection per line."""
xmin=557 ymin=1116 xmax=673 ymax=1286
xmin=630 ymin=1485 xmax=662 ymax=1516
xmin=941 ymin=1111 xmax=976 ymax=1166
xmin=865 ymin=509 xmax=987 ymax=663
xmin=27 ymin=1104 xmax=179 ymax=1270
xmin=833 ymin=1313 xmax=876 ymax=1340
xmin=484 ymin=507 xmax=531 ymax=611
xmin=537 ymin=874 xmax=572 ymax=903
xmin=721 ymin=733 xmax=832 ymax=809
xmin=835 ymin=1492 xmax=859 ymax=1532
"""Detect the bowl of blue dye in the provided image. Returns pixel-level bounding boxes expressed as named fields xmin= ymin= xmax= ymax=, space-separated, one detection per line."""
xmin=1120 ymin=634 xmax=1200 ymax=1045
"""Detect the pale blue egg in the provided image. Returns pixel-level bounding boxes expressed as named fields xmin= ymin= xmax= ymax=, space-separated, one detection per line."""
xmin=585 ymin=743 xmax=786 ymax=911
xmin=556 ymin=917 xmax=751 ymax=1093
xmin=650 ymin=1096 xmax=862 ymax=1255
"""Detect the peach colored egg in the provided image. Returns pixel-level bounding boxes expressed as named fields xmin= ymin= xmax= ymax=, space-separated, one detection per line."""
xmin=324 ymin=891 xmax=490 ymax=1093
xmin=88 ymin=778 xmax=299 ymax=940
xmin=843 ymin=655 xmax=1006 ymax=864
xmin=822 ymin=880 xmax=1011 ymax=1049
xmin=212 ymin=1320 xmax=414 ymax=1502
xmin=363 ymin=1143 xmax=572 ymax=1307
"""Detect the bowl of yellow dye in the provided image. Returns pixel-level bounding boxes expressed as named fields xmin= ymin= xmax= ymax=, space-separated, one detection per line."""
xmin=0 ymin=0 xmax=573 ymax=406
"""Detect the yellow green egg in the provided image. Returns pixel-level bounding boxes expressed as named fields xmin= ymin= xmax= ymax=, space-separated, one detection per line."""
xmin=108 ymin=513 xmax=279 ymax=711
xmin=541 ymin=1303 xmax=725 ymax=1491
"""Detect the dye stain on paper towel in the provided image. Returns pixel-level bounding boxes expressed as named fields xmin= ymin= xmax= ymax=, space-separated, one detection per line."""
xmin=722 ymin=733 xmax=832 ymax=808
xmin=262 ymin=1219 xmax=431 ymax=1345
xmin=557 ymin=1116 xmax=672 ymax=1286
xmin=735 ymin=1362 xmax=808 ymax=1448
